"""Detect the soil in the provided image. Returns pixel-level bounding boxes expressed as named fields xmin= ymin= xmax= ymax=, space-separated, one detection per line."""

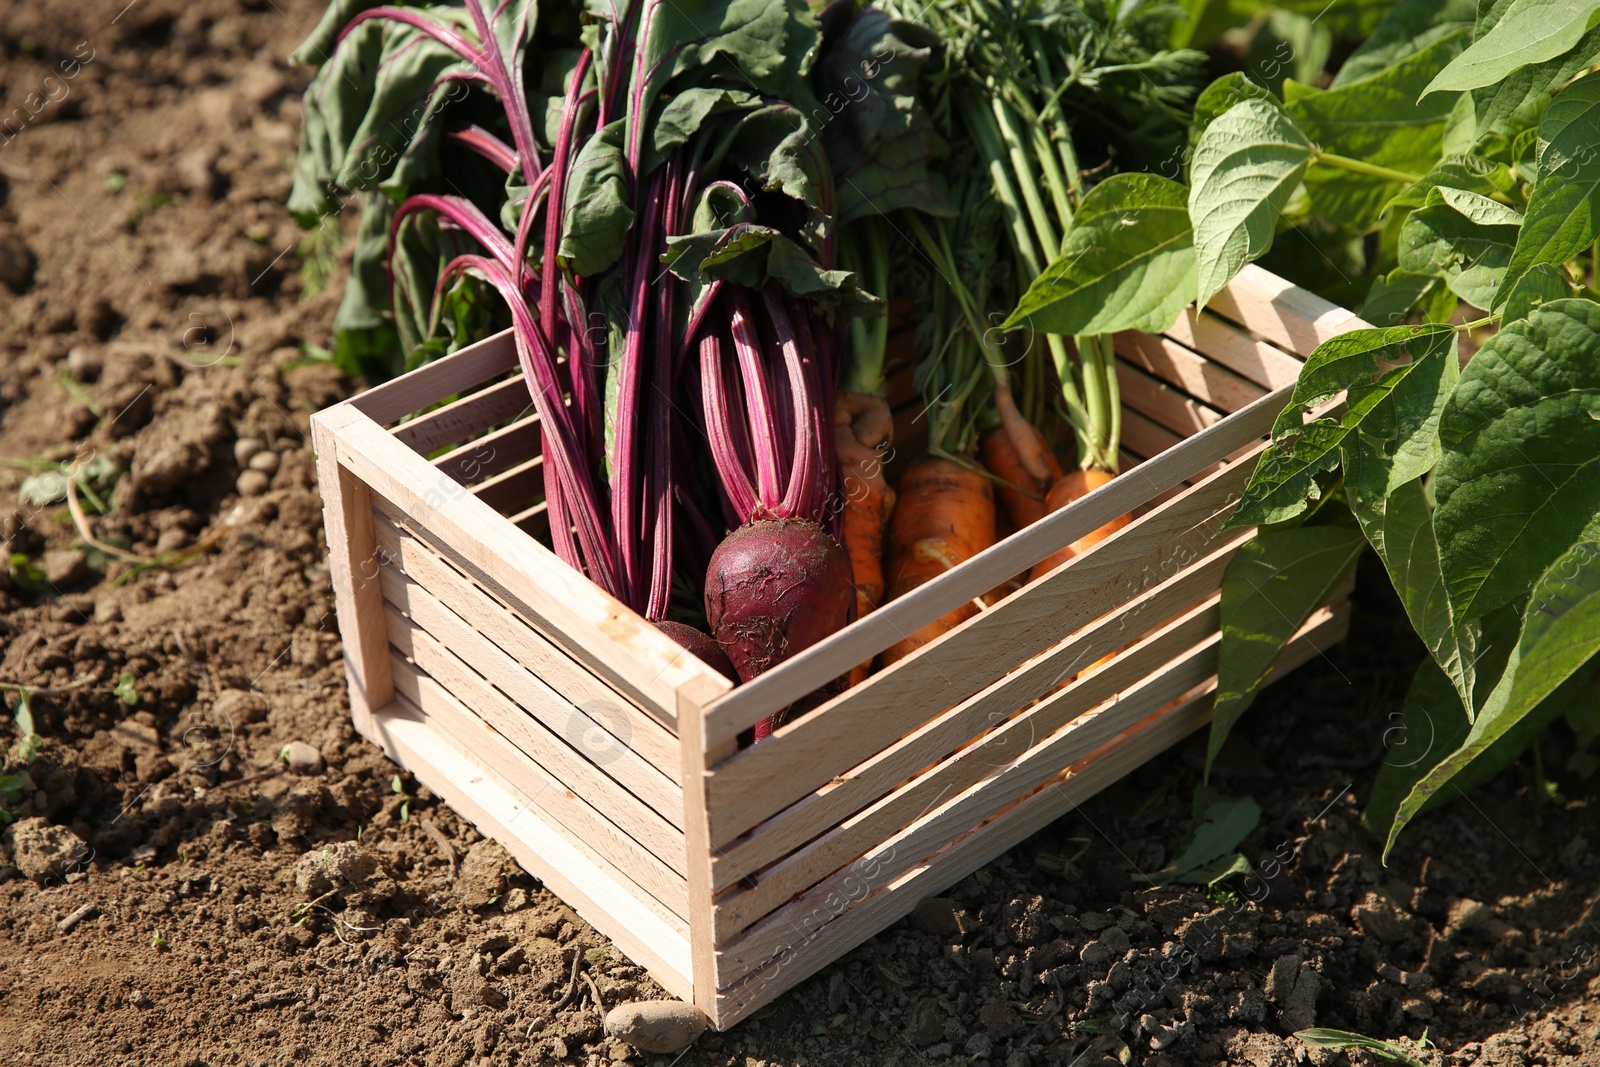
xmin=1 ymin=3 xmax=1599 ymax=1066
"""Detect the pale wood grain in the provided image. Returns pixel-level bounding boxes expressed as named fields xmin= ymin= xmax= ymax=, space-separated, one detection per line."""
xmin=1114 ymin=329 xmax=1271 ymax=414
xmin=433 ymin=417 xmax=541 ymax=485
xmin=335 ymin=414 xmax=731 ymax=723
xmin=347 ymin=331 xmax=519 ymax=426
xmin=310 ymin=406 xmax=394 ymax=738
xmin=392 ymin=374 xmax=534 ymax=455
xmin=364 ymin=697 xmax=695 ymax=1001
xmin=1115 ymin=359 xmax=1224 ymax=436
xmin=370 ymin=512 xmax=681 ymax=777
xmin=707 ymin=604 xmax=1350 ymax=1024
xmin=381 ymin=573 xmax=686 ymax=835
xmin=1209 ymin=263 xmax=1370 ymax=360
xmin=702 ymin=447 xmax=1266 ymax=843
xmin=472 ymin=455 xmax=545 ymax=516
xmin=706 ymin=530 xmax=1253 ymax=894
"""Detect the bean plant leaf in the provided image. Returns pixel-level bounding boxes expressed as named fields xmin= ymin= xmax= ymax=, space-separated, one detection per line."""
xmin=1189 ymin=99 xmax=1314 ymax=310
xmin=1384 ymin=155 xmax=1512 ymax=214
xmin=1188 ymin=72 xmax=1280 ymax=149
xmin=1386 ymin=541 xmax=1600 ymax=856
xmin=560 ymin=119 xmax=634 ymax=277
xmin=1434 ymin=299 xmax=1600 ymax=622
xmin=1421 ymin=0 xmax=1600 ymax=99
xmin=1497 ymin=75 xmax=1600 ymax=311
xmin=1004 ymin=174 xmax=1196 ymax=336
xmin=1397 ymin=188 xmax=1520 ymax=308
xmin=1131 ymin=791 xmax=1260 ymax=885
xmin=1286 ymin=31 xmax=1468 ymax=233
xmin=1231 ymin=325 xmax=1457 ymax=528
xmin=1501 ymin=261 xmax=1578 ymax=323
xmin=1468 ymin=19 xmax=1600 ymax=135
xmin=1206 ymin=525 xmax=1366 ymax=776
xmin=1333 ymin=0 xmax=1477 ymax=87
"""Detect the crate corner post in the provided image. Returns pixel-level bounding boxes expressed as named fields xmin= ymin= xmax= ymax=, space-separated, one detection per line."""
xmin=311 ymin=402 xmax=395 ymax=749
xmin=677 ymin=671 xmax=735 ymax=1030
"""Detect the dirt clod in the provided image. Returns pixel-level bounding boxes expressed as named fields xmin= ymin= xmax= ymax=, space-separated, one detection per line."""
xmin=604 ymin=1000 xmax=707 ymax=1053
xmin=4 ymin=817 xmax=88 ymax=885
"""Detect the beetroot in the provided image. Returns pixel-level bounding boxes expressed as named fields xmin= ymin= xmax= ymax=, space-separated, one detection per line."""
xmin=654 ymin=619 xmax=737 ymax=682
xmin=704 ymin=518 xmax=853 ymax=684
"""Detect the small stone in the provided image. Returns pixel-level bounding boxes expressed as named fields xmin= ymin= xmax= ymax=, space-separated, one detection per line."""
xmin=66 ymin=346 xmax=103 ymax=383
xmin=281 ymin=741 xmax=324 ymax=776
xmin=234 ymin=437 xmax=266 ymax=466
xmin=236 ymin=469 xmax=271 ymax=497
xmin=42 ymin=549 xmax=90 ymax=587
xmin=603 ymin=1000 xmax=707 ymax=1054
xmin=213 ymin=689 xmax=269 ymax=726
xmin=5 ymin=818 xmax=89 ymax=884
xmin=248 ymin=449 xmax=281 ymax=475
xmin=910 ymin=897 xmax=963 ymax=938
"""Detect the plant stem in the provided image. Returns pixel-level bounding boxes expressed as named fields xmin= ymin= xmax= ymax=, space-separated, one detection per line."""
xmin=1313 ymin=151 xmax=1422 ymax=186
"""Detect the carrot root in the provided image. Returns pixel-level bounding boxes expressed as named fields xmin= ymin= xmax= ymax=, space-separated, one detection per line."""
xmin=1029 ymin=468 xmax=1131 ymax=582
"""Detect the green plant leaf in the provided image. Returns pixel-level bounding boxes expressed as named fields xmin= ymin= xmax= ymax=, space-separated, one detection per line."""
xmin=1501 ymin=261 xmax=1578 ymax=323
xmin=1132 ymin=790 xmax=1260 ymax=885
xmin=1434 ymin=299 xmax=1600 ymax=622
xmin=559 ymin=119 xmax=634 ymax=278
xmin=1295 ymin=1029 xmax=1427 ymax=1067
xmin=1497 ymin=74 xmax=1600 ymax=311
xmin=1231 ymin=325 xmax=1457 ymax=528
xmin=1189 ymin=98 xmax=1314 ymax=310
xmin=1397 ymin=188 xmax=1520 ymax=308
xmin=114 ymin=671 xmax=139 ymax=708
xmin=1287 ymin=31 xmax=1468 ymax=233
xmin=1207 ymin=526 xmax=1366 ymax=775
xmin=1004 ymin=174 xmax=1195 ymax=336
xmin=1386 ymin=541 xmax=1600 ymax=854
xmin=1421 ymin=0 xmax=1600 ymax=99
xmin=1188 ymin=73 xmax=1280 ymax=149
xmin=1468 ymin=19 xmax=1600 ymax=135
xmin=1333 ymin=0 xmax=1477 ymax=87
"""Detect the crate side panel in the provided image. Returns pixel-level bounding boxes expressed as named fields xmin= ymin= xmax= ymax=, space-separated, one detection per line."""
xmin=1209 ymin=264 xmax=1369 ymax=360
xmin=384 ymin=658 xmax=691 ymax=922
xmin=364 ymin=698 xmax=695 ymax=1002
xmin=702 ymin=448 xmax=1266 ymax=845
xmin=707 ymin=604 xmax=1350 ymax=1027
xmin=709 ymin=593 xmax=1228 ymax=943
xmin=700 ymin=381 xmax=1292 ymax=739
xmin=707 ymin=530 xmax=1252 ymax=893
xmin=392 ymin=374 xmax=536 ymax=456
xmin=433 ymin=417 xmax=542 ymax=486
xmin=1114 ymin=360 xmax=1226 ymax=436
xmin=1114 ymin=330 xmax=1271 ymax=414
xmin=371 ymin=513 xmax=682 ymax=777
xmin=384 ymin=600 xmax=690 ymax=873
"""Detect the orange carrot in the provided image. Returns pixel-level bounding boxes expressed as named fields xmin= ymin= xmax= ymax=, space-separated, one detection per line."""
xmin=882 ymin=457 xmax=995 ymax=666
xmin=835 ymin=395 xmax=896 ymax=685
xmin=1028 ymin=468 xmax=1131 ymax=582
xmin=980 ymin=423 xmax=1061 ymax=531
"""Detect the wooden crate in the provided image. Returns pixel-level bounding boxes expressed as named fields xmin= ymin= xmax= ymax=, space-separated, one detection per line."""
xmin=309 ymin=264 xmax=1365 ymax=1029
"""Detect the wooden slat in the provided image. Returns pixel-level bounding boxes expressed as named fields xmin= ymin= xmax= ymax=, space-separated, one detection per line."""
xmin=1114 ymin=331 xmax=1271 ymax=415
xmin=348 ymin=331 xmax=519 ymax=426
xmin=385 ymin=658 xmax=690 ymax=921
xmin=679 ymin=673 xmax=730 ymax=1025
xmin=708 ymin=604 xmax=1350 ymax=1020
xmin=310 ymin=406 xmax=395 ymax=738
xmin=472 ymin=455 xmax=545 ymax=516
xmin=1115 ymin=360 xmax=1224 ymax=437
xmin=363 ymin=697 xmax=695 ymax=1002
xmin=392 ymin=374 xmax=534 ymax=455
xmin=333 ymin=410 xmax=732 ymax=723
xmin=433 ymin=417 xmax=541 ymax=485
xmin=1209 ymin=263 xmax=1370 ymax=361
xmin=700 ymin=382 xmax=1296 ymax=738
xmin=512 ymin=501 xmax=551 ymax=538
xmin=380 ymin=577 xmax=686 ymax=837
xmin=369 ymin=514 xmax=681 ymax=778
xmin=711 ymin=592 xmax=1229 ymax=942
xmin=1158 ymin=311 xmax=1306 ymax=392
xmin=701 ymin=445 xmax=1265 ymax=842
xmin=706 ymin=530 xmax=1253 ymax=893
xmin=1119 ymin=408 xmax=1187 ymax=466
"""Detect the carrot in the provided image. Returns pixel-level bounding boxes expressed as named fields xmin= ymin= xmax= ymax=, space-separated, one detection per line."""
xmin=882 ymin=457 xmax=995 ymax=666
xmin=835 ymin=395 xmax=896 ymax=685
xmin=1028 ymin=468 xmax=1131 ymax=582
xmin=980 ymin=422 xmax=1061 ymax=531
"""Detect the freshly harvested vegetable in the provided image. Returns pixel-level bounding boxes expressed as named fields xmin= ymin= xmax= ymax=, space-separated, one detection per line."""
xmin=655 ymin=620 xmax=737 ymax=684
xmin=1028 ymin=468 xmax=1128 ymax=581
xmin=882 ymin=458 xmax=996 ymax=666
xmin=981 ymin=422 xmax=1060 ymax=531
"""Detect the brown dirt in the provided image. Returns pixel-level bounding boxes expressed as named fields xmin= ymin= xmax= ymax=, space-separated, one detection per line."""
xmin=2 ymin=3 xmax=1599 ymax=1066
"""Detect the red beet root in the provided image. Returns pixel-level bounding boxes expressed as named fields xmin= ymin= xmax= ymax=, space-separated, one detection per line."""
xmin=654 ymin=620 xmax=737 ymax=682
xmin=704 ymin=518 xmax=853 ymax=685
